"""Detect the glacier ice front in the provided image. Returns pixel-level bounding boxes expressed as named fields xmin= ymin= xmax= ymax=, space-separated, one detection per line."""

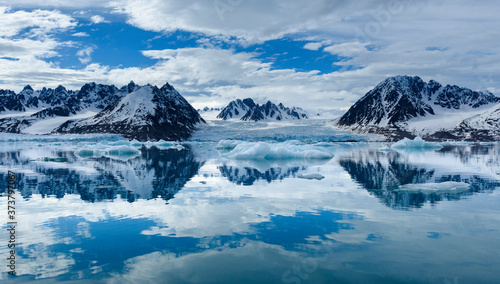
xmin=218 ymin=140 xmax=333 ymax=160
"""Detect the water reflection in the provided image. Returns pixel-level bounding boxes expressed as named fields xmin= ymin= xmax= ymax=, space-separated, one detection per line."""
xmin=338 ymin=145 xmax=500 ymax=210
xmin=0 ymin=142 xmax=499 ymax=283
xmin=0 ymin=146 xmax=203 ymax=202
xmin=219 ymin=165 xmax=303 ymax=185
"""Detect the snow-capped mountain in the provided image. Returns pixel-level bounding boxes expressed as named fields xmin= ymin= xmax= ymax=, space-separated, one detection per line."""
xmin=54 ymin=83 xmax=205 ymax=141
xmin=336 ymin=76 xmax=500 ymax=141
xmin=0 ymin=82 xmax=131 ymax=133
xmin=217 ymin=98 xmax=308 ymax=121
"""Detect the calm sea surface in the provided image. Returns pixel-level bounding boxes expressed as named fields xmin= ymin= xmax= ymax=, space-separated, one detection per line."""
xmin=0 ymin=140 xmax=499 ymax=283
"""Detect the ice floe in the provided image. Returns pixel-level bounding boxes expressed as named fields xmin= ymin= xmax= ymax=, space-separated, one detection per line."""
xmin=219 ymin=141 xmax=333 ymax=160
xmin=391 ymin=136 xmax=442 ymax=150
xmin=297 ymin=173 xmax=325 ymax=180
xmin=396 ymin=182 xmax=470 ymax=193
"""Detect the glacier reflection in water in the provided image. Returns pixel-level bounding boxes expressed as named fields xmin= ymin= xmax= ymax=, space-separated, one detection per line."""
xmin=0 ymin=140 xmax=499 ymax=283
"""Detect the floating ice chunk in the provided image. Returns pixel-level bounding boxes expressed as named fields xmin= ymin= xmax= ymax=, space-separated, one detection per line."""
xmin=391 ymin=136 xmax=442 ymax=150
xmin=397 ymin=182 xmax=470 ymax=193
xmin=106 ymin=145 xmax=140 ymax=156
xmin=221 ymin=141 xmax=333 ymax=160
xmin=76 ymin=145 xmax=140 ymax=159
xmin=298 ymin=173 xmax=325 ymax=180
xmin=76 ymin=149 xmax=96 ymax=158
xmin=216 ymin=140 xmax=244 ymax=150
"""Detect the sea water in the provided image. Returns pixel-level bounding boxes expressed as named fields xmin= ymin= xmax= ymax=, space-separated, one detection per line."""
xmin=0 ymin=132 xmax=499 ymax=283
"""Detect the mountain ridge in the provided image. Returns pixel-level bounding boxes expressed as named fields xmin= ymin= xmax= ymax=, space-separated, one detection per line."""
xmin=217 ymin=98 xmax=308 ymax=121
xmin=0 ymin=81 xmax=204 ymax=141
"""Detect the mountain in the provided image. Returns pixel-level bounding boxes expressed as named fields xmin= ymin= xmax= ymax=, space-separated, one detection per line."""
xmin=336 ymin=76 xmax=500 ymax=141
xmin=54 ymin=83 xmax=205 ymax=141
xmin=217 ymin=98 xmax=308 ymax=121
xmin=0 ymin=82 xmax=131 ymax=133
xmin=216 ymin=98 xmax=256 ymax=120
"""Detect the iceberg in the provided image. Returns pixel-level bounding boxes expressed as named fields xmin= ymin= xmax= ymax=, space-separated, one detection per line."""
xmin=220 ymin=141 xmax=333 ymax=160
xmin=297 ymin=173 xmax=325 ymax=180
xmin=391 ymin=136 xmax=442 ymax=150
xmin=76 ymin=145 xmax=141 ymax=160
xmin=216 ymin=140 xmax=245 ymax=150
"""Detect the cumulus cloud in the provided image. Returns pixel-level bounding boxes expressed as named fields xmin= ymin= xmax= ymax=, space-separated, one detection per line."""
xmin=303 ymin=42 xmax=323 ymax=51
xmin=90 ymin=14 xmax=109 ymax=24
xmin=0 ymin=6 xmax=76 ymax=37
xmin=76 ymin=46 xmax=95 ymax=64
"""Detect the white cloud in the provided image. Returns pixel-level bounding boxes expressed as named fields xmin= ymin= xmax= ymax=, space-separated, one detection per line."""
xmin=324 ymin=42 xmax=370 ymax=58
xmin=109 ymin=0 xmax=377 ymax=44
xmin=0 ymin=1 xmax=111 ymax=8
xmin=72 ymin=32 xmax=89 ymax=37
xmin=76 ymin=46 xmax=95 ymax=64
xmin=303 ymin=42 xmax=323 ymax=51
xmin=0 ymin=6 xmax=76 ymax=37
xmin=90 ymin=14 xmax=109 ymax=24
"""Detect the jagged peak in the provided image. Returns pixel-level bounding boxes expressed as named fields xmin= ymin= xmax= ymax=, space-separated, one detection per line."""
xmin=22 ymin=85 xmax=33 ymax=91
xmin=55 ymin=85 xmax=67 ymax=92
xmin=161 ymin=82 xmax=175 ymax=91
xmin=242 ymin=98 xmax=255 ymax=108
xmin=126 ymin=80 xmax=138 ymax=93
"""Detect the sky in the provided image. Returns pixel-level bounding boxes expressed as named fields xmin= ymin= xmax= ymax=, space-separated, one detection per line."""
xmin=0 ymin=0 xmax=499 ymax=114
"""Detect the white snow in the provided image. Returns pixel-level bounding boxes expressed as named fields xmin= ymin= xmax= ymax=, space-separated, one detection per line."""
xmin=403 ymin=105 xmax=494 ymax=134
xmin=104 ymin=85 xmax=155 ymax=124
xmin=391 ymin=136 xmax=442 ymax=150
xmin=22 ymin=110 xmax=97 ymax=134
xmin=0 ymin=109 xmax=38 ymax=119
xmin=460 ymin=102 xmax=500 ymax=130
xmin=397 ymin=182 xmax=470 ymax=193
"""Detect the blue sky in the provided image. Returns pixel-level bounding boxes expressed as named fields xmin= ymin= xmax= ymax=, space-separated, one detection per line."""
xmin=0 ymin=0 xmax=499 ymax=113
